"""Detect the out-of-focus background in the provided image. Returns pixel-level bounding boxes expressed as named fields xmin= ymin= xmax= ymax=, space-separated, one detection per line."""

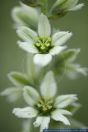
xmin=0 ymin=0 xmax=88 ymax=132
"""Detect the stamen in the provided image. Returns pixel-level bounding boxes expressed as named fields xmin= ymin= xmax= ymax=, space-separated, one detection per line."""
xmin=36 ymin=98 xmax=54 ymax=115
xmin=35 ymin=37 xmax=52 ymax=53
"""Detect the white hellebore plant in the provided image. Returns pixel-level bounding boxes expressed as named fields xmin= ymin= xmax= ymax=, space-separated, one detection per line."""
xmin=13 ymin=71 xmax=78 ymax=132
xmin=17 ymin=14 xmax=72 ymax=66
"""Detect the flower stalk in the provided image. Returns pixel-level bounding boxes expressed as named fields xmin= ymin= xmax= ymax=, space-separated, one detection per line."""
xmin=1 ymin=0 xmax=87 ymax=132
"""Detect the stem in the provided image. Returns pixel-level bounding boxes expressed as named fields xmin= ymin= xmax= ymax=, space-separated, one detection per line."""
xmin=41 ymin=0 xmax=48 ymax=15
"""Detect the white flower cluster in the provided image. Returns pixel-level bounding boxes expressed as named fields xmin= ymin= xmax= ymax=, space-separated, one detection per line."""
xmin=1 ymin=1 xmax=87 ymax=132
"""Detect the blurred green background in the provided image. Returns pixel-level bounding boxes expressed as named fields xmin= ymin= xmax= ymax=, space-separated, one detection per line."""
xmin=0 ymin=0 xmax=88 ymax=132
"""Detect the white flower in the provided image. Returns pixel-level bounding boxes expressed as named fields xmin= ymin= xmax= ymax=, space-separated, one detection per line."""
xmin=13 ymin=71 xmax=78 ymax=132
xmin=52 ymin=49 xmax=88 ymax=79
xmin=51 ymin=0 xmax=84 ymax=12
xmin=62 ymin=49 xmax=88 ymax=79
xmin=12 ymin=2 xmax=40 ymax=28
xmin=1 ymin=72 xmax=29 ymax=102
xmin=17 ymin=13 xmax=72 ymax=66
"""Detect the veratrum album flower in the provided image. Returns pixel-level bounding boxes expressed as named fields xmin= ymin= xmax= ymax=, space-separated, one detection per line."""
xmin=12 ymin=3 xmax=40 ymax=29
xmin=51 ymin=0 xmax=84 ymax=13
xmin=1 ymin=72 xmax=30 ymax=102
xmin=17 ymin=14 xmax=72 ymax=66
xmin=13 ymin=71 xmax=78 ymax=132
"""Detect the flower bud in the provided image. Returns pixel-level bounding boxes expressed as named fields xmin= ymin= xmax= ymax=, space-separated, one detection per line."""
xmin=50 ymin=0 xmax=84 ymax=18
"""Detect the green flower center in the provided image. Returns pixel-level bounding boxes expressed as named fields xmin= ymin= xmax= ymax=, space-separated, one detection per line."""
xmin=36 ymin=98 xmax=54 ymax=115
xmin=35 ymin=37 xmax=52 ymax=53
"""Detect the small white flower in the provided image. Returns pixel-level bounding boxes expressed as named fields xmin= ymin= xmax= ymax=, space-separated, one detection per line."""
xmin=17 ymin=14 xmax=72 ymax=66
xmin=51 ymin=0 xmax=84 ymax=12
xmin=1 ymin=72 xmax=29 ymax=102
xmin=52 ymin=49 xmax=88 ymax=79
xmin=12 ymin=2 xmax=40 ymax=28
xmin=62 ymin=49 xmax=88 ymax=79
xmin=13 ymin=71 xmax=78 ymax=132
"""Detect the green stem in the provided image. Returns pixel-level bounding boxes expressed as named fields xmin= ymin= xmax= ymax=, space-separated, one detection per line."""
xmin=41 ymin=0 xmax=48 ymax=15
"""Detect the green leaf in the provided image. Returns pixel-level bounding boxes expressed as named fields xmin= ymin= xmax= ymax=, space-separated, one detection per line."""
xmin=8 ymin=72 xmax=29 ymax=86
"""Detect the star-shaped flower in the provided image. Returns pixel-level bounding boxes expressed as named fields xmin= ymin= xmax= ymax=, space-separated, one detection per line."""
xmin=13 ymin=71 xmax=78 ymax=132
xmin=17 ymin=14 xmax=72 ymax=66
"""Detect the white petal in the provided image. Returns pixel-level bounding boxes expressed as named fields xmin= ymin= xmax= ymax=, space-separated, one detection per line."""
xmin=23 ymin=86 xmax=40 ymax=106
xmin=38 ymin=14 xmax=51 ymax=37
xmin=13 ymin=107 xmax=38 ymax=118
xmin=8 ymin=71 xmax=29 ymax=86
xmin=40 ymin=71 xmax=57 ymax=99
xmin=52 ymin=31 xmax=69 ymax=42
xmin=33 ymin=116 xmax=43 ymax=127
xmin=21 ymin=3 xmax=40 ymax=26
xmin=52 ymin=31 xmax=72 ymax=46
xmin=50 ymin=46 xmax=66 ymax=55
xmin=54 ymin=94 xmax=78 ymax=108
xmin=51 ymin=0 xmax=66 ymax=11
xmin=40 ymin=117 xmax=50 ymax=132
xmin=61 ymin=0 xmax=79 ymax=9
xmin=18 ymin=41 xmax=38 ymax=53
xmin=0 ymin=87 xmax=22 ymax=102
xmin=34 ymin=116 xmax=50 ymax=132
xmin=12 ymin=3 xmax=40 ymax=28
xmin=52 ymin=109 xmax=72 ymax=116
xmin=34 ymin=54 xmax=52 ymax=66
xmin=75 ymin=66 xmax=88 ymax=76
xmin=69 ymin=3 xmax=84 ymax=11
xmin=17 ymin=26 xmax=37 ymax=42
xmin=51 ymin=112 xmax=70 ymax=125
